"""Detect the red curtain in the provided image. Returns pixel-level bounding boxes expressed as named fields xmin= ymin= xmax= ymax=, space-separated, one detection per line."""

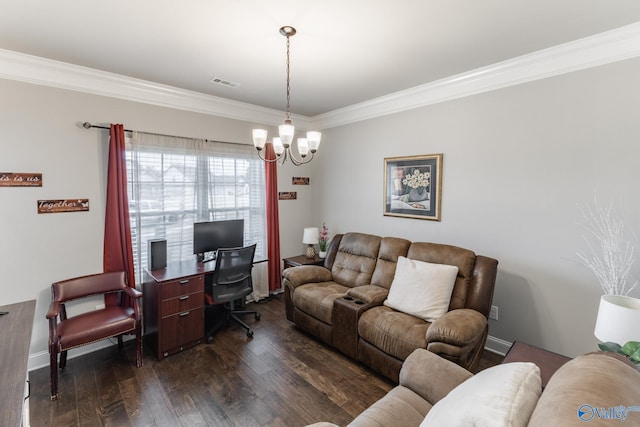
xmin=265 ymin=143 xmax=282 ymax=292
xmin=104 ymin=124 xmax=135 ymax=305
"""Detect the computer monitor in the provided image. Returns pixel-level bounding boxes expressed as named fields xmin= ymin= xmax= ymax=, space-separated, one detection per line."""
xmin=193 ymin=219 xmax=244 ymax=260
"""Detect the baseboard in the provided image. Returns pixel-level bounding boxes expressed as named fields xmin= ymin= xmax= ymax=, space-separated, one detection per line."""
xmin=28 ymin=338 xmax=125 ymax=372
xmin=30 ymin=332 xmax=513 ymax=371
xmin=485 ymin=335 xmax=513 ymax=356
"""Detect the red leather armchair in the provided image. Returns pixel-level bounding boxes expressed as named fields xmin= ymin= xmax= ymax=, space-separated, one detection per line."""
xmin=46 ymin=271 xmax=143 ymax=400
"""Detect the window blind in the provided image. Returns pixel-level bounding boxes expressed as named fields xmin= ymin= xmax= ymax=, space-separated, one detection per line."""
xmin=126 ymin=132 xmax=266 ymax=283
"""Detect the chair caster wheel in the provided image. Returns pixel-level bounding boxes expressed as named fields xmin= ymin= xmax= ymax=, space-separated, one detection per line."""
xmin=255 ymin=313 xmax=261 ymax=321
xmin=247 ymin=329 xmax=254 ymax=338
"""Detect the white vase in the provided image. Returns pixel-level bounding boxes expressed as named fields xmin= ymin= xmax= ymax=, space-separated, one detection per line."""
xmin=319 ymin=251 xmax=327 ymax=259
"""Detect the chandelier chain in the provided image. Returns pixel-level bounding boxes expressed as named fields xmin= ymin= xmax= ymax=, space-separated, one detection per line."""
xmin=285 ymin=33 xmax=291 ymax=122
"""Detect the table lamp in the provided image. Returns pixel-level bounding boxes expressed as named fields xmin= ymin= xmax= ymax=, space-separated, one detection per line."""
xmin=303 ymin=227 xmax=319 ymax=258
xmin=594 ymin=294 xmax=640 ymax=344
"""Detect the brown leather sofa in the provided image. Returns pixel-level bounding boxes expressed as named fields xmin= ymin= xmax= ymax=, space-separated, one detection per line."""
xmin=307 ymin=349 xmax=640 ymax=427
xmin=282 ymin=232 xmax=498 ymax=382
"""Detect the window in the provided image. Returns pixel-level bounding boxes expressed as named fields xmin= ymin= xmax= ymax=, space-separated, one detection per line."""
xmin=126 ymin=132 xmax=266 ymax=283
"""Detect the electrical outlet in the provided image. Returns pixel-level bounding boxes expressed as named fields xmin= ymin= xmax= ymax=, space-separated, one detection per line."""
xmin=95 ymin=303 xmax=105 ymax=310
xmin=489 ymin=305 xmax=499 ymax=320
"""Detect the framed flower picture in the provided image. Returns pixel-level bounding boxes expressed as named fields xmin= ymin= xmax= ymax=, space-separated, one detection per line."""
xmin=383 ymin=154 xmax=442 ymax=221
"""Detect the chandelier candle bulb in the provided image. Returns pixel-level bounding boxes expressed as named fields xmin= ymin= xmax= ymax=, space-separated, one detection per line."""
xmin=279 ymin=124 xmax=295 ymax=147
xmin=298 ymin=138 xmax=309 ymax=157
xmin=307 ymin=131 xmax=321 ymax=152
xmin=252 ymin=129 xmax=268 ymax=150
xmin=273 ymin=137 xmax=285 ymax=155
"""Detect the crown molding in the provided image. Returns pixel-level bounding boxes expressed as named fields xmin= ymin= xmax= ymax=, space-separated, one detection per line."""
xmin=2 ymin=22 xmax=640 ymax=131
xmin=0 ymin=48 xmax=313 ymax=129
xmin=311 ymin=21 xmax=640 ymax=129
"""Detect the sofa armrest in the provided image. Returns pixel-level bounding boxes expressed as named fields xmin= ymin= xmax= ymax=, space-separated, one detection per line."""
xmin=426 ymin=308 xmax=486 ymax=346
xmin=399 ymin=348 xmax=473 ymax=404
xmin=282 ymin=265 xmax=333 ymax=289
xmin=345 ymin=285 xmax=388 ymax=305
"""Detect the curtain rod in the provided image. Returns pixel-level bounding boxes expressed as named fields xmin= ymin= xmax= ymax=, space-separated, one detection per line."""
xmin=81 ymin=122 xmax=248 ymax=147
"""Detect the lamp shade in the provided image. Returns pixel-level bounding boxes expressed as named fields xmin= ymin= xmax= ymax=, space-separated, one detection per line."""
xmin=297 ymin=138 xmax=309 ymax=157
xmin=594 ymin=294 xmax=640 ymax=344
xmin=302 ymin=227 xmax=319 ymax=245
xmin=279 ymin=123 xmax=295 ymax=147
xmin=273 ymin=137 xmax=285 ymax=155
xmin=252 ymin=129 xmax=268 ymax=150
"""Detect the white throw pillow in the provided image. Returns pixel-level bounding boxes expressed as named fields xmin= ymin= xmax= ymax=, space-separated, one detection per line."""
xmin=420 ymin=362 xmax=542 ymax=427
xmin=383 ymin=256 xmax=458 ymax=322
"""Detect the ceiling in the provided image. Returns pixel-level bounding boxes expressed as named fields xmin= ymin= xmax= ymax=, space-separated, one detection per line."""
xmin=2 ymin=1 xmax=640 ymax=117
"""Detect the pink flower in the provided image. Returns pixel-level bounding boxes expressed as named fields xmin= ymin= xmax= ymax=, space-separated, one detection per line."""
xmin=319 ymin=223 xmax=329 ymax=251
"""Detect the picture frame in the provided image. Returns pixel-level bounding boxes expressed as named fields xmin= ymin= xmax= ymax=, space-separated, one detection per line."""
xmin=383 ymin=154 xmax=442 ymax=221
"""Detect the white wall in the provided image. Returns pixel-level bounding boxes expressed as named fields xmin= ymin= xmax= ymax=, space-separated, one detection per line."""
xmin=3 ymin=54 xmax=639 ymax=367
xmin=0 ymin=79 xmax=312 ymax=368
xmin=310 ymin=57 xmax=640 ymax=357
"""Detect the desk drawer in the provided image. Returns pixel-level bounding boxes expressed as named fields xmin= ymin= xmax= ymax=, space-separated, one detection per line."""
xmin=160 ymin=275 xmax=203 ymax=299
xmin=161 ymin=291 xmax=203 ymax=316
xmin=160 ymin=307 xmax=204 ymax=354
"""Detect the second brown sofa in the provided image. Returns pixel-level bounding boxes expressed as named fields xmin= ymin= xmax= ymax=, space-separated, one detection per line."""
xmin=282 ymin=232 xmax=498 ymax=382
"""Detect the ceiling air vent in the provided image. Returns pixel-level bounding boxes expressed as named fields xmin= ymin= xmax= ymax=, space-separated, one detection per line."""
xmin=210 ymin=77 xmax=240 ymax=88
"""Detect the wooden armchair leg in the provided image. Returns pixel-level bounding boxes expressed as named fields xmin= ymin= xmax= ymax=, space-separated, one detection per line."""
xmin=59 ymin=350 xmax=68 ymax=369
xmin=135 ymin=326 xmax=143 ymax=368
xmin=49 ymin=351 xmax=59 ymax=400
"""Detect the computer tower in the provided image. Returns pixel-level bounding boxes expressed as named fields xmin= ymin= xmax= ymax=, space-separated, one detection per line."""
xmin=148 ymin=239 xmax=167 ymax=270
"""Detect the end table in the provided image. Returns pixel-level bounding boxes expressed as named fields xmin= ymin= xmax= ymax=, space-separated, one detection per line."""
xmin=283 ymin=254 xmax=325 ymax=269
xmin=502 ymin=341 xmax=571 ymax=388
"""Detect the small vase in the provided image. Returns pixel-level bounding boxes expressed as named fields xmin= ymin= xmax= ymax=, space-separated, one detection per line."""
xmin=407 ymin=187 xmax=428 ymax=202
xmin=319 ymin=251 xmax=327 ymax=259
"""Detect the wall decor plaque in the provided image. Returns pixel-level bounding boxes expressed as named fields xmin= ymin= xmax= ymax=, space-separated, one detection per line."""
xmin=292 ymin=177 xmax=310 ymax=185
xmin=0 ymin=172 xmax=42 ymax=187
xmin=38 ymin=199 xmax=90 ymax=214
xmin=278 ymin=192 xmax=297 ymax=200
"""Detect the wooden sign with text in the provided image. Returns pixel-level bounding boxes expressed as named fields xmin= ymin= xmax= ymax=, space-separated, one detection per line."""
xmin=38 ymin=199 xmax=90 ymax=214
xmin=292 ymin=177 xmax=310 ymax=185
xmin=0 ymin=172 xmax=42 ymax=187
xmin=278 ymin=192 xmax=297 ymax=200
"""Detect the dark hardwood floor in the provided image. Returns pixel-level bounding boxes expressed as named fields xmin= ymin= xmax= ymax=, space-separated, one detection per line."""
xmin=29 ymin=296 xmax=503 ymax=426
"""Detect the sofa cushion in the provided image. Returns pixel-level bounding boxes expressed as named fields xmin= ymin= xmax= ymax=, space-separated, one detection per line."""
xmin=421 ymin=362 xmax=541 ymax=427
xmin=370 ymin=237 xmax=411 ymax=289
xmin=384 ymin=256 xmax=458 ymax=322
xmin=293 ymin=282 xmax=350 ymax=325
xmin=358 ymin=306 xmax=429 ymax=361
xmin=331 ymin=233 xmax=381 ymax=288
xmin=348 ymin=386 xmax=432 ymax=427
xmin=407 ymin=242 xmax=476 ymax=311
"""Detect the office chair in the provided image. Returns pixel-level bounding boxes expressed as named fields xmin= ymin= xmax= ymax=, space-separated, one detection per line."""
xmin=205 ymin=244 xmax=260 ymax=340
xmin=46 ymin=271 xmax=143 ymax=400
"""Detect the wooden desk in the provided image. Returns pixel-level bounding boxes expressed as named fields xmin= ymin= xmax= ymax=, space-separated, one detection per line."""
xmin=143 ymin=258 xmax=267 ymax=360
xmin=502 ymin=341 xmax=571 ymax=388
xmin=143 ymin=261 xmax=207 ymax=360
xmin=0 ymin=299 xmax=36 ymax=427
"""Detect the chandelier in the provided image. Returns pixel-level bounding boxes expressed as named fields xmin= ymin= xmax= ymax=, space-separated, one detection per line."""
xmin=252 ymin=26 xmax=321 ymax=166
